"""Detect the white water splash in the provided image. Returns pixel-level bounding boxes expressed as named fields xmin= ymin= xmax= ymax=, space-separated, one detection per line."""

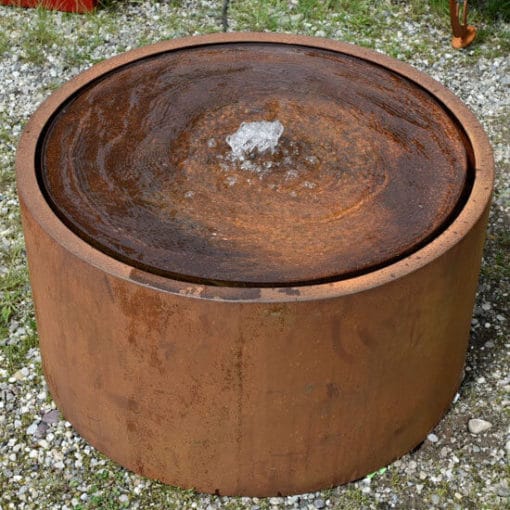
xmin=226 ymin=120 xmax=284 ymax=160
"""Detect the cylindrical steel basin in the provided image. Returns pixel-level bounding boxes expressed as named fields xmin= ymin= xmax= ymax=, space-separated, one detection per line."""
xmin=16 ymin=33 xmax=493 ymax=496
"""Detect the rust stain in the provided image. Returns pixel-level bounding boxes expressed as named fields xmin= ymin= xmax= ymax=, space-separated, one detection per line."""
xmin=326 ymin=383 xmax=340 ymax=399
xmin=330 ymin=319 xmax=354 ymax=362
xmin=357 ymin=325 xmax=378 ymax=350
xmin=108 ymin=393 xmax=139 ymax=413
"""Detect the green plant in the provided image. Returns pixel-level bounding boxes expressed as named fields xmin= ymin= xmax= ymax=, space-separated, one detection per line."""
xmin=404 ymin=0 xmax=510 ymax=23
xmin=0 ymin=31 xmax=8 ymax=57
xmin=21 ymin=6 xmax=61 ymax=64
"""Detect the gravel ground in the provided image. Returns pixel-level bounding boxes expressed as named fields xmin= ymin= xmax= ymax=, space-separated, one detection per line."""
xmin=0 ymin=1 xmax=509 ymax=509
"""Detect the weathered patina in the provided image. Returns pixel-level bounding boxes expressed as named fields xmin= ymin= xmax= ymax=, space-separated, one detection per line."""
xmin=17 ymin=33 xmax=493 ymax=496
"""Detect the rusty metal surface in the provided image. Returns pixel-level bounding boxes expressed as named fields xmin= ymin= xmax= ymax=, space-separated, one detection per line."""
xmin=16 ymin=33 xmax=494 ymax=496
xmin=450 ymin=0 xmax=477 ymax=49
xmin=40 ymin=43 xmax=469 ymax=286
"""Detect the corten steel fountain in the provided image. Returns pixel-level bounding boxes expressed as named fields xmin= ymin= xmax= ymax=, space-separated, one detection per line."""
xmin=16 ymin=33 xmax=493 ymax=496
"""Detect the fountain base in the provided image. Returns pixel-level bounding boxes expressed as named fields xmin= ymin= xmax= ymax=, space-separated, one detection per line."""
xmin=16 ymin=33 xmax=493 ymax=496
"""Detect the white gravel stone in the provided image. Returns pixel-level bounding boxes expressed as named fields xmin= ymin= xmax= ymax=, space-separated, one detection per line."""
xmin=468 ymin=419 xmax=493 ymax=434
xmin=26 ymin=422 xmax=38 ymax=435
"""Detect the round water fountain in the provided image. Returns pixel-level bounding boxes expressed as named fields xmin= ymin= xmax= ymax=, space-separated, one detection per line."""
xmin=17 ymin=33 xmax=493 ymax=496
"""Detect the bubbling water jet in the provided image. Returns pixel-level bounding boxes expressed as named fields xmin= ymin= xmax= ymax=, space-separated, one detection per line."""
xmin=226 ymin=120 xmax=284 ymax=161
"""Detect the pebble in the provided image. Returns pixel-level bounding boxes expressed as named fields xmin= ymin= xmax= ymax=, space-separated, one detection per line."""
xmin=496 ymin=485 xmax=510 ymax=497
xmin=427 ymin=433 xmax=439 ymax=443
xmin=26 ymin=422 xmax=38 ymax=435
xmin=35 ymin=421 xmax=49 ymax=438
xmin=41 ymin=409 xmax=60 ymax=424
xmin=314 ymin=498 xmax=325 ymax=509
xmin=12 ymin=368 xmax=28 ymax=381
xmin=468 ymin=419 xmax=493 ymax=434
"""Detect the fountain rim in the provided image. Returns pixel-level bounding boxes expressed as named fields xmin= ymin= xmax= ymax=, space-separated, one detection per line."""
xmin=16 ymin=32 xmax=494 ymax=303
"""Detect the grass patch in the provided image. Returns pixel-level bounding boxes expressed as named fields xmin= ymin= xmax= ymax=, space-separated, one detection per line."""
xmin=0 ymin=269 xmax=27 ymax=328
xmin=469 ymin=0 xmax=510 ymax=22
xmin=475 ymin=25 xmax=510 ymax=56
xmin=0 ymin=226 xmax=36 ymax=372
xmin=0 ymin=123 xmax=13 ymax=146
xmin=294 ymin=0 xmax=372 ymax=20
xmin=97 ymin=0 xmax=183 ymax=14
xmin=21 ymin=6 xmax=62 ymax=65
xmin=230 ymin=0 xmax=374 ymax=33
xmin=482 ymin=226 xmax=510 ymax=281
xmin=0 ymin=31 xmax=8 ymax=57
xmin=1 ymin=325 xmax=38 ymax=374
xmin=0 ymin=166 xmax=15 ymax=189
xmin=404 ymin=0 xmax=510 ymax=23
xmin=0 ymin=264 xmax=37 ymax=373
